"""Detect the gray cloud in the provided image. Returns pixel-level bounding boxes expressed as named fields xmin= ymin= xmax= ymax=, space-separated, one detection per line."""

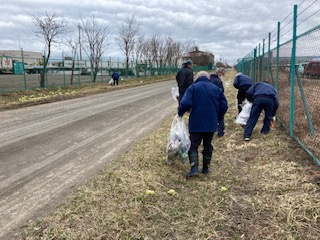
xmin=0 ymin=0 xmax=319 ymax=65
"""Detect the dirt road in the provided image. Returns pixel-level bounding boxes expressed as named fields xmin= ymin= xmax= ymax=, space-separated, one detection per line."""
xmin=0 ymin=81 xmax=177 ymax=239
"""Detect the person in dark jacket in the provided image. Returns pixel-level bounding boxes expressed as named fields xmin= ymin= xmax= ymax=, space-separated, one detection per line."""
xmin=233 ymin=72 xmax=253 ymax=113
xmin=178 ymin=71 xmax=228 ymax=177
xmin=243 ymin=81 xmax=279 ymax=141
xmin=209 ymin=68 xmax=226 ymax=137
xmin=176 ymin=59 xmax=194 ymax=102
xmin=112 ymin=71 xmax=120 ymax=85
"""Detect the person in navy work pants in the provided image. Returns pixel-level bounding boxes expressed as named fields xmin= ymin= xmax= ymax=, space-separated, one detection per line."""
xmin=209 ymin=68 xmax=226 ymax=137
xmin=233 ymin=72 xmax=253 ymax=113
xmin=178 ymin=71 xmax=228 ymax=177
xmin=243 ymin=81 xmax=279 ymax=141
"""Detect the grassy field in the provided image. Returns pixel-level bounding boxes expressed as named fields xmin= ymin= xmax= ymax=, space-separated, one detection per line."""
xmin=0 ymin=75 xmax=174 ymax=111
xmin=5 ymin=70 xmax=320 ymax=239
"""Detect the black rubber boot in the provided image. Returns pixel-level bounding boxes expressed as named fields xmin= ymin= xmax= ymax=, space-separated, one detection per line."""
xmin=202 ymin=155 xmax=212 ymax=174
xmin=185 ymin=153 xmax=199 ymax=178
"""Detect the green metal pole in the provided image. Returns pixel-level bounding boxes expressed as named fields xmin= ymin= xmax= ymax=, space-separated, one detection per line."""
xmin=253 ymin=48 xmax=257 ymax=83
xmin=258 ymin=43 xmax=260 ymax=82
xmin=262 ymin=39 xmax=265 ymax=82
xmin=289 ymin=5 xmax=297 ymax=137
xmin=21 ymin=48 xmax=27 ymax=90
xmin=267 ymin=33 xmax=271 ymax=82
xmin=295 ymin=67 xmax=314 ymax=136
xmin=276 ymin=22 xmax=280 ymax=91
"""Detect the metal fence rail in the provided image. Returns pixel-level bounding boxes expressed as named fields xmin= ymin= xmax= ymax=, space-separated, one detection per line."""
xmin=235 ymin=2 xmax=320 ymax=166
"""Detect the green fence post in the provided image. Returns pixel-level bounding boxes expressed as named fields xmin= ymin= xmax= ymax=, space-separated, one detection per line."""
xmin=253 ymin=48 xmax=257 ymax=83
xmin=276 ymin=22 xmax=280 ymax=91
xmin=295 ymin=67 xmax=314 ymax=136
xmin=289 ymin=4 xmax=297 ymax=137
xmin=258 ymin=43 xmax=261 ymax=82
xmin=267 ymin=33 xmax=271 ymax=82
xmin=262 ymin=39 xmax=265 ymax=82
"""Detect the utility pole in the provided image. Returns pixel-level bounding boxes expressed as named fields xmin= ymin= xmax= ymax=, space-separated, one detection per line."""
xmin=78 ymin=24 xmax=82 ymax=61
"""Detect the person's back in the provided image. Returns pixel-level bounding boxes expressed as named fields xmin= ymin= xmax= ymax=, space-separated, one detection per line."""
xmin=233 ymin=72 xmax=253 ymax=113
xmin=209 ymin=73 xmax=224 ymax=92
xmin=178 ymin=71 xmax=228 ymax=177
xmin=233 ymin=73 xmax=252 ymax=89
xmin=179 ymin=73 xmax=228 ymax=132
xmin=246 ymin=82 xmax=277 ymax=101
xmin=176 ymin=59 xmax=194 ymax=102
xmin=112 ymin=72 xmax=120 ymax=80
xmin=244 ymin=81 xmax=279 ymax=141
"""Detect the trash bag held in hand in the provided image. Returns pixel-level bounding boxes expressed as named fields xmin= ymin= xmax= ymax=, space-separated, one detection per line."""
xmin=171 ymin=86 xmax=179 ymax=101
xmin=166 ymin=115 xmax=191 ymax=164
xmin=235 ymin=100 xmax=252 ymax=126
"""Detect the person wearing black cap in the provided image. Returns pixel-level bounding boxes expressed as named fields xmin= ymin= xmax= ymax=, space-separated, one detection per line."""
xmin=176 ymin=59 xmax=194 ymax=102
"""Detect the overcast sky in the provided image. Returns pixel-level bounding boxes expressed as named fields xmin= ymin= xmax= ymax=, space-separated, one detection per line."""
xmin=1 ymin=0 xmax=319 ymax=65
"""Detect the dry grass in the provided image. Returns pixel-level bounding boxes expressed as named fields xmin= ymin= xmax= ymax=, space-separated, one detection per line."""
xmin=17 ymin=70 xmax=320 ymax=239
xmin=0 ymin=75 xmax=174 ymax=111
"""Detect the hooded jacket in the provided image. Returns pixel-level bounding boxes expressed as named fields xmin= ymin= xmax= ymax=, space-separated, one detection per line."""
xmin=178 ymin=76 xmax=228 ymax=132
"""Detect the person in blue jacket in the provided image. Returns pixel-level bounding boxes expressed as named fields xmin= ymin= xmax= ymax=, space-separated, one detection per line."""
xmin=243 ymin=81 xmax=279 ymax=141
xmin=112 ymin=71 xmax=120 ymax=85
xmin=176 ymin=59 xmax=194 ymax=102
xmin=178 ymin=71 xmax=228 ymax=177
xmin=233 ymin=72 xmax=253 ymax=113
xmin=210 ymin=68 xmax=226 ymax=137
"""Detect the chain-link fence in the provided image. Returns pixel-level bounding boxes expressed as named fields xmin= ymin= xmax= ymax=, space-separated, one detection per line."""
xmin=235 ymin=2 xmax=320 ymax=166
xmin=0 ymin=54 xmax=183 ymax=92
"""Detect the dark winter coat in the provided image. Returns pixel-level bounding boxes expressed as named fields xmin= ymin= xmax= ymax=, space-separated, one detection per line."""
xmin=178 ymin=76 xmax=228 ymax=132
xmin=176 ymin=66 xmax=194 ymax=101
xmin=233 ymin=73 xmax=252 ymax=89
xmin=246 ymin=82 xmax=280 ymax=115
xmin=112 ymin=72 xmax=120 ymax=80
xmin=209 ymin=74 xmax=224 ymax=92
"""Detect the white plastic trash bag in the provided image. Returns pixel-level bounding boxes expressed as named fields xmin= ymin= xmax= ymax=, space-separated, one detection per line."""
xmin=235 ymin=100 xmax=252 ymax=126
xmin=171 ymin=86 xmax=179 ymax=101
xmin=166 ymin=115 xmax=191 ymax=164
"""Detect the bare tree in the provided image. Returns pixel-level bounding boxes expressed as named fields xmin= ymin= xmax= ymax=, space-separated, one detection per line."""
xmin=64 ymin=36 xmax=79 ymax=85
xmin=80 ymin=15 xmax=109 ymax=82
xmin=116 ymin=14 xmax=141 ymax=77
xmin=32 ymin=12 xmax=68 ymax=87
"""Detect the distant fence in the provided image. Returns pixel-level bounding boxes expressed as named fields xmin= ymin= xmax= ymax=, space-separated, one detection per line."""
xmin=0 ymin=55 xmax=181 ymax=92
xmin=235 ymin=2 xmax=320 ymax=166
xmin=0 ymin=54 xmax=214 ymax=92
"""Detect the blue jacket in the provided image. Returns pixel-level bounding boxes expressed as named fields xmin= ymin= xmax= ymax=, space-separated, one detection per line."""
xmin=112 ymin=72 xmax=120 ymax=79
xmin=178 ymin=76 xmax=228 ymax=132
xmin=246 ymin=82 xmax=280 ymax=113
xmin=209 ymin=74 xmax=224 ymax=92
xmin=233 ymin=73 xmax=252 ymax=89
